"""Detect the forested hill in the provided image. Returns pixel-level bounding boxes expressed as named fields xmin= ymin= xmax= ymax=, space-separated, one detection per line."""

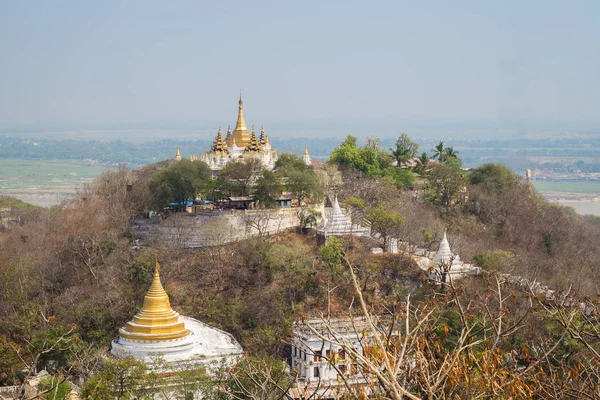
xmin=2 ymin=143 xmax=600 ymax=396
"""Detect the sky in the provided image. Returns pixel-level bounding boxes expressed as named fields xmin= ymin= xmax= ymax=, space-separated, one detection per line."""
xmin=0 ymin=0 xmax=599 ymax=135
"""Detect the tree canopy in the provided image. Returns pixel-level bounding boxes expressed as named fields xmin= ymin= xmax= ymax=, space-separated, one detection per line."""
xmin=148 ymin=159 xmax=211 ymax=209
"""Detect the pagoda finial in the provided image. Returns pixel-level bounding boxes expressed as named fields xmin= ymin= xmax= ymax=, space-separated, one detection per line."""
xmin=304 ymin=145 xmax=309 ymax=156
xmin=239 ymin=90 xmax=243 ymax=106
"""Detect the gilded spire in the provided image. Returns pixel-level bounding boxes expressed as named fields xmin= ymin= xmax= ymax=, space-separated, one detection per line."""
xmin=304 ymin=145 xmax=309 ymax=156
xmin=245 ymin=128 xmax=260 ymax=153
xmin=211 ymin=126 xmax=228 ymax=153
xmin=117 ymin=258 xmax=191 ymax=342
xmin=259 ymin=124 xmax=269 ymax=146
xmin=141 ymin=259 xmax=171 ymax=313
xmin=176 ymin=147 xmax=181 ymax=157
xmin=233 ymin=94 xmax=250 ymax=146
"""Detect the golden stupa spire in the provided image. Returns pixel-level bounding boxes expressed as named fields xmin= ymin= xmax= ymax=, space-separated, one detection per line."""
xmin=304 ymin=145 xmax=309 ymax=156
xmin=233 ymin=93 xmax=250 ymax=147
xmin=175 ymin=147 xmax=181 ymax=158
xmin=141 ymin=258 xmax=171 ymax=313
xmin=117 ymin=258 xmax=191 ymax=342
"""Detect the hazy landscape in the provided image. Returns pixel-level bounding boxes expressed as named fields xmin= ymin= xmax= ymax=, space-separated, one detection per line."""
xmin=2 ymin=1 xmax=600 ymax=398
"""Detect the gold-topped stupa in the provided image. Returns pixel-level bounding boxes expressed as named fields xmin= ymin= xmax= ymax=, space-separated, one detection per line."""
xmin=198 ymin=95 xmax=279 ymax=171
xmin=118 ymin=260 xmax=191 ymax=342
xmin=233 ymin=95 xmax=251 ymax=147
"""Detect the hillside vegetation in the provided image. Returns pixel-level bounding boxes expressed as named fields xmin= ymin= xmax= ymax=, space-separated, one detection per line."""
xmin=1 ymin=135 xmax=600 ymax=398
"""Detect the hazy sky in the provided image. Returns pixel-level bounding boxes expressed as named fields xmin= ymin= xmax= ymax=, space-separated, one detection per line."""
xmin=1 ymin=0 xmax=599 ymax=128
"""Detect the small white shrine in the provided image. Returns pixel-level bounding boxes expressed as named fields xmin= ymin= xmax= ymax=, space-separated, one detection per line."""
xmin=318 ymin=197 xmax=369 ymax=237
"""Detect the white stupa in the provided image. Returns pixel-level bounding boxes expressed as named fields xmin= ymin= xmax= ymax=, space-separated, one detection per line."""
xmin=318 ymin=196 xmax=369 ymax=237
xmin=431 ymin=231 xmax=462 ymax=266
xmin=110 ymin=260 xmax=243 ymax=370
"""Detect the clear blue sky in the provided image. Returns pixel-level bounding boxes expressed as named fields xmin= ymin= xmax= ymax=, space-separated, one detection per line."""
xmin=0 ymin=0 xmax=599 ymax=130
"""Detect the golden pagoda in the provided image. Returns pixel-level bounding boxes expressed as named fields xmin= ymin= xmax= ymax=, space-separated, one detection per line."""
xmin=232 ymin=95 xmax=251 ymax=147
xmin=201 ymin=96 xmax=278 ymax=171
xmin=259 ymin=125 xmax=269 ymax=147
xmin=111 ymin=258 xmax=243 ymax=368
xmin=225 ymin=125 xmax=234 ymax=147
xmin=210 ymin=127 xmax=228 ymax=154
xmin=175 ymin=147 xmax=182 ymax=161
xmin=118 ymin=260 xmax=190 ymax=342
xmin=245 ymin=126 xmax=261 ymax=153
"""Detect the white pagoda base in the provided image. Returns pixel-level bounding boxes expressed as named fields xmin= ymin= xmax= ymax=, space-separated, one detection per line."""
xmin=111 ymin=316 xmax=243 ymax=370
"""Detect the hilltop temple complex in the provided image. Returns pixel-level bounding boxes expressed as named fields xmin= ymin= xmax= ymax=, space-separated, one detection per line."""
xmin=110 ymin=259 xmax=243 ymax=369
xmin=198 ymin=96 xmax=279 ymax=171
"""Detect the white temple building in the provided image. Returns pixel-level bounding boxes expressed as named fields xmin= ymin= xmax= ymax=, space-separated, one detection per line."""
xmin=290 ymin=318 xmax=375 ymax=399
xmin=318 ymin=197 xmax=369 ymax=237
xmin=110 ymin=260 xmax=243 ymax=370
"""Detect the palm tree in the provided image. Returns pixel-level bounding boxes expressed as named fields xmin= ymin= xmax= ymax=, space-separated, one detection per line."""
xmin=432 ymin=141 xmax=445 ymax=161
xmin=444 ymin=146 xmax=459 ymax=160
xmin=415 ymin=152 xmax=430 ymax=174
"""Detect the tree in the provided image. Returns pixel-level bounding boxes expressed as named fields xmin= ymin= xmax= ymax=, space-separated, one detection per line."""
xmin=81 ymin=357 xmax=162 ymax=400
xmin=274 ymin=153 xmax=311 ymax=174
xmin=443 ymin=146 xmax=462 ymax=169
xmin=468 ymin=163 xmax=520 ymax=190
xmin=383 ymin=167 xmax=415 ymax=189
xmin=220 ymin=355 xmax=294 ymax=400
xmin=149 ymin=159 xmax=211 ymax=210
xmin=366 ymin=136 xmax=394 ymax=171
xmin=275 ymin=154 xmax=323 ymax=232
xmin=391 ymin=133 xmax=419 ymax=166
xmin=255 ymin=169 xmax=283 ymax=208
xmin=425 ymin=164 xmax=465 ymax=214
xmin=414 ymin=152 xmax=430 ymax=174
xmin=366 ymin=206 xmax=404 ymax=251
xmin=329 ymin=135 xmax=386 ymax=176
xmin=218 ymin=158 xmax=265 ymax=197
xmin=432 ymin=141 xmax=445 ymax=162
xmin=318 ymin=236 xmax=344 ymax=278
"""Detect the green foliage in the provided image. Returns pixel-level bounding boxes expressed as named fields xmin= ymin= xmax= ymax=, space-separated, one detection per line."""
xmin=82 ymin=357 xmax=160 ymax=400
xmin=31 ymin=324 xmax=80 ymax=371
xmin=254 ymin=169 xmax=283 ymax=207
xmin=318 ymin=236 xmax=344 ymax=277
xmin=420 ymin=228 xmax=433 ymax=247
xmin=129 ymin=248 xmax=156 ymax=285
xmin=329 ymin=135 xmax=389 ymax=176
xmin=366 ymin=206 xmax=404 ymax=245
xmin=432 ymin=141 xmax=463 ymax=168
xmin=274 ymin=153 xmax=311 ymax=174
xmin=473 ymin=250 xmax=516 ymax=271
xmin=345 ymin=197 xmax=366 ymax=210
xmin=149 ymin=159 xmax=211 ymax=209
xmin=542 ymin=231 xmax=554 ymax=254
xmin=38 ymin=375 xmax=71 ymax=400
xmin=223 ymin=355 xmax=293 ymax=399
xmin=217 ymin=158 xmax=264 ymax=197
xmin=469 ymin=163 xmax=520 ymax=190
xmin=0 ymin=195 xmax=35 ymax=209
xmin=425 ymin=164 xmax=466 ymax=212
xmin=383 ymin=167 xmax=415 ymax=188
xmin=391 ymin=133 xmax=419 ymax=165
